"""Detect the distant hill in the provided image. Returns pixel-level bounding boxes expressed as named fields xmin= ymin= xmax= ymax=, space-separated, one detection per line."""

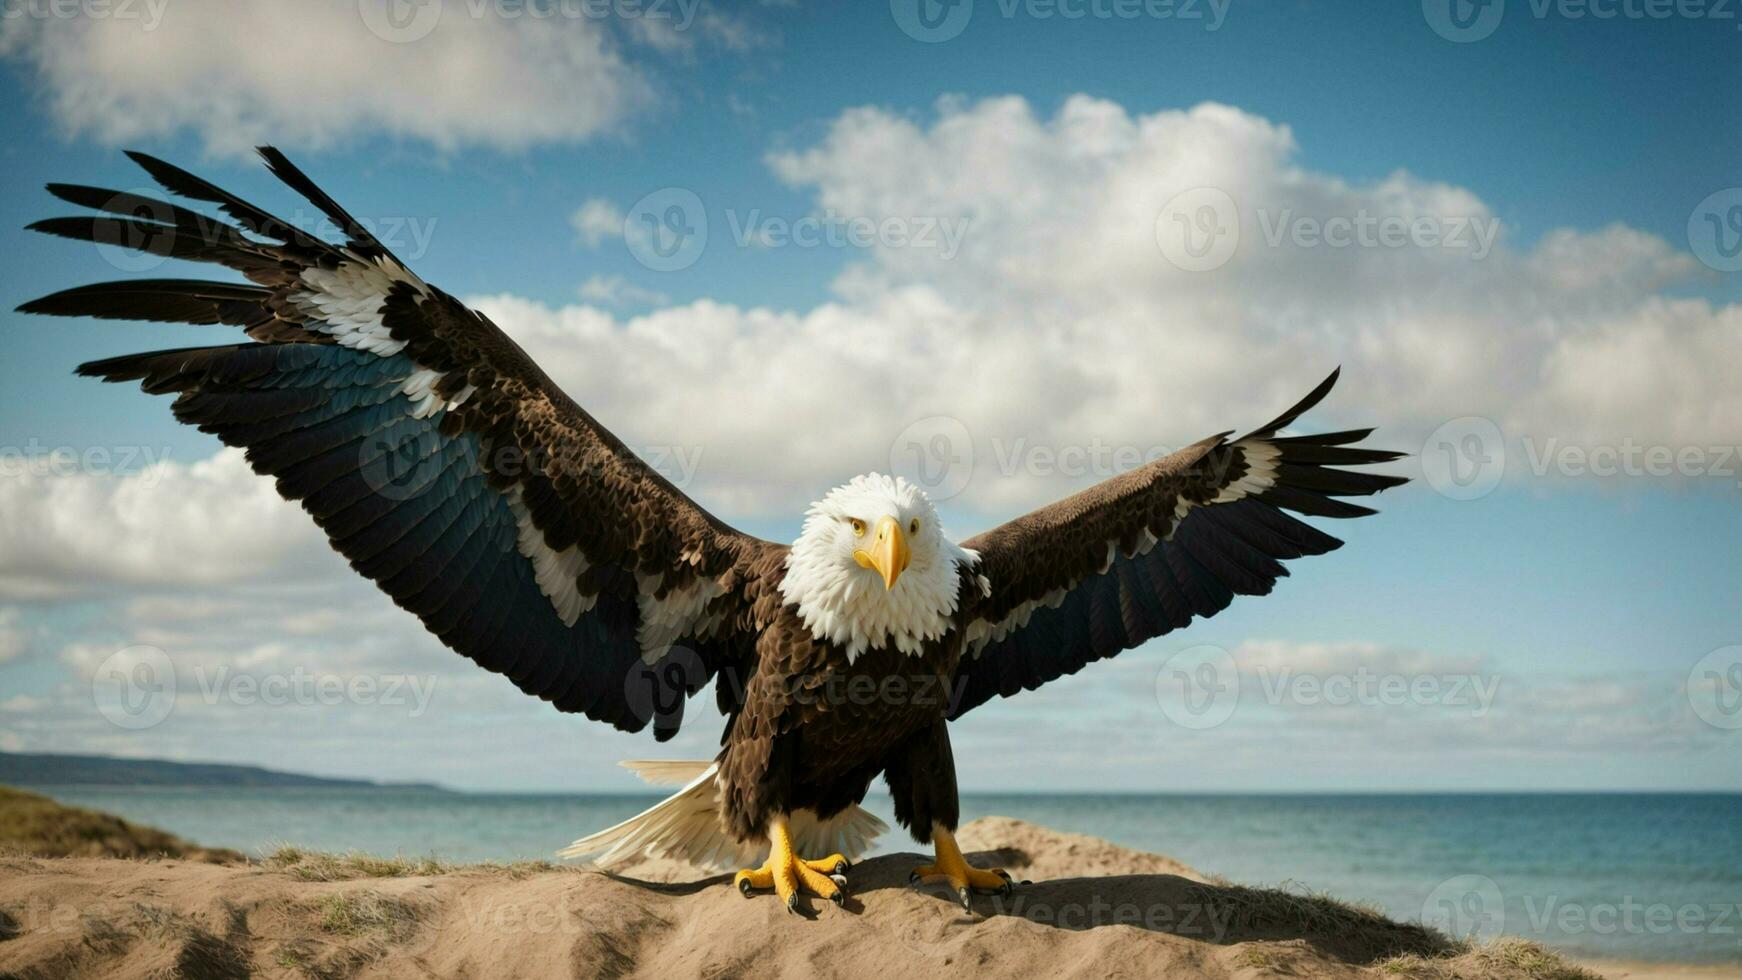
xmin=0 ymin=752 xmax=446 ymax=791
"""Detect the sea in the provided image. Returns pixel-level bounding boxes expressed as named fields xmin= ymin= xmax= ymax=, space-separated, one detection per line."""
xmin=26 ymin=787 xmax=1741 ymax=966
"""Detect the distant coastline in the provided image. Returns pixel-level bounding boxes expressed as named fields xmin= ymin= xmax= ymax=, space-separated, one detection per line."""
xmin=0 ymin=751 xmax=448 ymax=792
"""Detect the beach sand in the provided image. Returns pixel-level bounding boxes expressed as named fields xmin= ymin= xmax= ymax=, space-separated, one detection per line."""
xmin=1 ymin=806 xmax=1683 ymax=979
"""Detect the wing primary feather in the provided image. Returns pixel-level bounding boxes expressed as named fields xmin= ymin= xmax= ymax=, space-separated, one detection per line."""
xmin=124 ymin=149 xmax=334 ymax=254
xmin=256 ymin=146 xmax=402 ymax=265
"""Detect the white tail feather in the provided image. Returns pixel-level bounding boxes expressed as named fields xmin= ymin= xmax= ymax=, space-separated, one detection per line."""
xmin=617 ymin=759 xmax=713 ymax=787
xmin=557 ymin=760 xmax=888 ymax=870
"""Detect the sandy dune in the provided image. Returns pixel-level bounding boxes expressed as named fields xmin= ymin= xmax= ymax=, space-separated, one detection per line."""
xmin=0 ymin=814 xmax=1655 ymax=980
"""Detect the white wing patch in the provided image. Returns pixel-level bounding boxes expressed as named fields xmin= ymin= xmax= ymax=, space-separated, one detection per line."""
xmin=636 ymin=573 xmax=726 ymax=664
xmin=972 ymin=438 xmax=1282 ymax=657
xmin=292 ymin=255 xmax=429 ymax=357
xmin=397 ymin=367 xmax=473 ymax=419
xmin=1171 ymin=437 xmax=1281 ymax=531
xmin=506 ymin=485 xmax=594 ymax=627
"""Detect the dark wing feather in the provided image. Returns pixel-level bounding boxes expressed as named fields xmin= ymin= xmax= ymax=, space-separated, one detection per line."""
xmin=23 ymin=149 xmax=784 ymax=739
xmin=949 ymin=370 xmax=1406 ymax=719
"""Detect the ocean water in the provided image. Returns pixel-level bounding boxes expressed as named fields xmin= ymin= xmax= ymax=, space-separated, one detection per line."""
xmin=28 ymin=787 xmax=1741 ymax=965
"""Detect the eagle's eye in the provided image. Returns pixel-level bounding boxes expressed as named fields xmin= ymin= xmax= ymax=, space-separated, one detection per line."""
xmin=849 ymin=518 xmax=866 ymax=537
xmin=909 ymin=518 xmax=920 ymax=535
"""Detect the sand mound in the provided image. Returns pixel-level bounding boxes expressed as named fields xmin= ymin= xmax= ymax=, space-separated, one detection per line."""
xmin=0 ymin=814 xmax=1610 ymax=980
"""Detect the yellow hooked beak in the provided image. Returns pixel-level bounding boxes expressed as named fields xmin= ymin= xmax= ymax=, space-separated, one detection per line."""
xmin=853 ymin=515 xmax=911 ymax=590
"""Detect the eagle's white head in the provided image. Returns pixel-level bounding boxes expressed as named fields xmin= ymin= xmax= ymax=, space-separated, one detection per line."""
xmin=780 ymin=473 xmax=979 ymax=662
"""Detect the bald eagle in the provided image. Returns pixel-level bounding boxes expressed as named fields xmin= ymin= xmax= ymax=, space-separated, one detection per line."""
xmin=21 ymin=150 xmax=1406 ymax=911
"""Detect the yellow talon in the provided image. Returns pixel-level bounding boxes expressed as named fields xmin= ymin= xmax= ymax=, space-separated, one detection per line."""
xmin=733 ymin=816 xmax=847 ymax=910
xmin=909 ymin=823 xmax=1014 ymax=910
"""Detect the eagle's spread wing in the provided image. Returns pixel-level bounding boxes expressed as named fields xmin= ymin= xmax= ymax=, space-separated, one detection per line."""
xmin=21 ymin=149 xmax=779 ymax=739
xmin=949 ymin=370 xmax=1406 ymax=719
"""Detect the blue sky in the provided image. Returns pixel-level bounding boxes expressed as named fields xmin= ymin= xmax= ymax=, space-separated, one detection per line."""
xmin=0 ymin=0 xmax=1737 ymax=792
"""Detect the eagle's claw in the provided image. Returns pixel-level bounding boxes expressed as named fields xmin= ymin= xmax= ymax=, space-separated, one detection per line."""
xmin=910 ymin=825 xmax=1016 ymax=910
xmin=733 ymin=828 xmax=847 ymax=912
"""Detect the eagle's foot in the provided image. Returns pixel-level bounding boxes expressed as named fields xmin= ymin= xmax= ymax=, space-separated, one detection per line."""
xmin=733 ymin=816 xmax=847 ymax=912
xmin=909 ymin=823 xmax=1014 ymax=911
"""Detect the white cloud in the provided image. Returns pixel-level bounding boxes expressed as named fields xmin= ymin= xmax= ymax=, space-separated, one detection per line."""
xmin=0 ymin=448 xmax=333 ymax=600
xmin=623 ymin=5 xmax=770 ymax=54
xmin=0 ymin=0 xmax=651 ymax=157
xmin=577 ymin=274 xmax=670 ymax=308
xmin=570 ymin=198 xmax=626 ymax=248
xmin=464 ymin=95 xmax=1738 ymax=517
